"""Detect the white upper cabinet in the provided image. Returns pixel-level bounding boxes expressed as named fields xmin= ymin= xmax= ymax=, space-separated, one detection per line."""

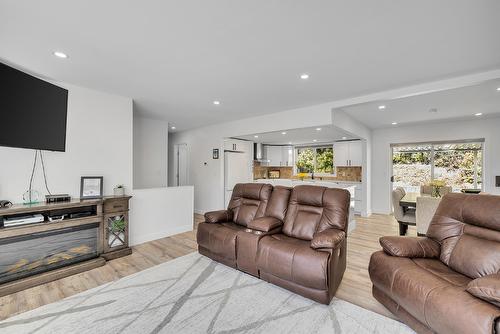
xmin=281 ymin=146 xmax=293 ymax=167
xmin=333 ymin=142 xmax=350 ymax=167
xmin=264 ymin=145 xmax=282 ymax=166
xmin=224 ymin=139 xmax=246 ymax=152
xmin=348 ymin=140 xmax=363 ymax=166
xmin=264 ymin=145 xmax=293 ymax=166
xmin=333 ymin=141 xmax=363 ymax=166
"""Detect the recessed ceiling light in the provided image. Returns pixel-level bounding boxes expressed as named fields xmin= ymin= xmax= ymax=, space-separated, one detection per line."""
xmin=300 ymin=73 xmax=309 ymax=80
xmin=254 ymin=135 xmax=259 ymax=138
xmin=171 ymin=126 xmax=176 ymax=130
xmin=281 ymin=131 xmax=287 ymax=135
xmin=342 ymin=136 xmax=347 ymax=140
xmin=313 ymin=139 xmax=317 ymax=142
xmin=475 ymin=112 xmax=483 ymax=116
xmin=316 ymin=128 xmax=322 ymax=131
xmin=53 ymin=51 xmax=68 ymax=59
xmin=496 ymin=87 xmax=500 ymax=91
xmin=378 ymin=105 xmax=386 ymax=110
xmin=288 ymin=142 xmax=292 ymax=144
xmin=213 ymin=100 xmax=221 ymax=105
xmin=391 ymin=122 xmax=398 ymax=125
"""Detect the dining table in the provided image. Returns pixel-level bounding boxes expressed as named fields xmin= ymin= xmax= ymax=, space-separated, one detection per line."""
xmin=399 ymin=192 xmax=421 ymax=208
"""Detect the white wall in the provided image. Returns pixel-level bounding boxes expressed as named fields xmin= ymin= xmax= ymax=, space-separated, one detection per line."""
xmin=129 ymin=186 xmax=194 ymax=245
xmin=0 ymin=84 xmax=133 ymax=202
xmin=0 ymin=82 xmax=195 ymax=247
xmin=371 ymin=117 xmax=500 ymax=214
xmin=133 ymin=115 xmax=168 ymax=189
xmin=332 ymin=109 xmax=372 ymax=216
xmin=169 ymin=104 xmax=333 ymax=213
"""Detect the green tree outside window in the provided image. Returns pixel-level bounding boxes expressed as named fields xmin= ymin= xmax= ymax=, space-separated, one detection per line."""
xmin=296 ymin=147 xmax=334 ymax=174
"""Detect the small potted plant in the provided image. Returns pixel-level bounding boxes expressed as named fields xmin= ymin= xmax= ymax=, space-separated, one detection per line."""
xmin=297 ymin=172 xmax=307 ymax=181
xmin=111 ymin=216 xmax=126 ymax=233
xmin=429 ymin=180 xmax=446 ymax=198
xmin=113 ymin=184 xmax=125 ymax=196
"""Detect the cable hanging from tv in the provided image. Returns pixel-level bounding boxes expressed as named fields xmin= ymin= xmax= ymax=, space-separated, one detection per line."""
xmin=25 ymin=150 xmax=52 ymax=204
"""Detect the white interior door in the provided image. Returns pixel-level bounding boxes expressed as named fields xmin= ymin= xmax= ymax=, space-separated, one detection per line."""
xmin=175 ymin=143 xmax=188 ymax=186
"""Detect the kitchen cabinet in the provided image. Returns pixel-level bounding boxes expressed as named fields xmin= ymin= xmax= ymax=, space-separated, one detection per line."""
xmin=334 ymin=141 xmax=363 ymax=166
xmin=348 ymin=141 xmax=363 ymax=166
xmin=281 ymin=146 xmax=293 ymax=166
xmin=264 ymin=145 xmax=293 ymax=166
xmin=224 ymin=139 xmax=246 ymax=152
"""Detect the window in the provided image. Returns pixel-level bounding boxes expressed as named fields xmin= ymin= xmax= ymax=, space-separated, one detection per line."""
xmin=295 ymin=146 xmax=334 ymax=174
xmin=392 ymin=140 xmax=483 ymax=192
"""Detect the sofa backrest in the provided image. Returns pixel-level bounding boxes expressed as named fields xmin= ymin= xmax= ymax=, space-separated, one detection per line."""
xmin=264 ymin=186 xmax=292 ymax=221
xmin=282 ymin=185 xmax=350 ymax=240
xmin=427 ymin=193 xmax=500 ymax=279
xmin=228 ymin=183 xmax=273 ymax=227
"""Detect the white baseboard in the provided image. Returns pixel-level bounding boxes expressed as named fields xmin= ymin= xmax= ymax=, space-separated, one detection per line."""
xmin=130 ymin=224 xmax=193 ymax=246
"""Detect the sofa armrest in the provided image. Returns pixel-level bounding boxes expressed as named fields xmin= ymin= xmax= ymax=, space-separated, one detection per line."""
xmin=466 ymin=274 xmax=500 ymax=307
xmin=246 ymin=217 xmax=283 ymax=232
xmin=379 ymin=236 xmax=440 ymax=258
xmin=204 ymin=210 xmax=233 ymax=223
xmin=311 ymin=229 xmax=345 ymax=250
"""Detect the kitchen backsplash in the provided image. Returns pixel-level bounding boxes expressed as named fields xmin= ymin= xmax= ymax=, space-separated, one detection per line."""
xmin=253 ymin=162 xmax=294 ymax=179
xmin=253 ymin=162 xmax=362 ymax=182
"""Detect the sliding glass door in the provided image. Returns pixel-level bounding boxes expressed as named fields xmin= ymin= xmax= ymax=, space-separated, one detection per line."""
xmin=392 ymin=140 xmax=483 ymax=193
xmin=392 ymin=144 xmax=433 ymax=193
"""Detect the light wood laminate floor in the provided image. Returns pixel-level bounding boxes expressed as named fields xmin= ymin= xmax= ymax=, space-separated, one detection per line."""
xmin=0 ymin=213 xmax=415 ymax=321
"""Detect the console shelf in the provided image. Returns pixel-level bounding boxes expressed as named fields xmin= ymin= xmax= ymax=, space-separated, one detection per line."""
xmin=0 ymin=196 xmax=132 ymax=297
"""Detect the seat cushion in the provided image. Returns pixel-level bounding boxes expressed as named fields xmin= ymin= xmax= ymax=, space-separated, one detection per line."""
xmin=369 ymin=251 xmax=500 ymax=334
xmin=256 ymin=233 xmax=330 ymax=290
xmin=197 ymin=222 xmax=246 ymax=261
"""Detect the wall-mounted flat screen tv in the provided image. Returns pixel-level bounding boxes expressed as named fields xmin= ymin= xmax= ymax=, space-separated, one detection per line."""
xmin=0 ymin=62 xmax=68 ymax=152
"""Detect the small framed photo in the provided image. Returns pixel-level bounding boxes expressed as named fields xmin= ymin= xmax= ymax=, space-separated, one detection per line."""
xmin=213 ymin=148 xmax=219 ymax=159
xmin=80 ymin=176 xmax=104 ymax=199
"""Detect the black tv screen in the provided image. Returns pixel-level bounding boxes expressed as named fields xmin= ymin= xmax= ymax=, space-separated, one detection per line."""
xmin=0 ymin=62 xmax=68 ymax=152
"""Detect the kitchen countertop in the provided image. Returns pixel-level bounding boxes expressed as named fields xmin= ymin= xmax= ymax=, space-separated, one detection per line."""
xmin=255 ymin=178 xmax=362 ymax=184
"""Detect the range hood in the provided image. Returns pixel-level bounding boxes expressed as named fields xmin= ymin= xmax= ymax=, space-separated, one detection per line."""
xmin=254 ymin=143 xmax=268 ymax=162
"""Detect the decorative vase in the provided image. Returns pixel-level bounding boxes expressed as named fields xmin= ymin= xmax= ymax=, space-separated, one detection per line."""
xmin=23 ymin=189 xmax=40 ymax=205
xmin=432 ymin=186 xmax=442 ymax=198
xmin=113 ymin=187 xmax=125 ymax=196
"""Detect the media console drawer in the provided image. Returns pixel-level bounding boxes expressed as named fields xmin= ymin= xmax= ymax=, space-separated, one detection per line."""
xmin=104 ymin=198 xmax=129 ymax=213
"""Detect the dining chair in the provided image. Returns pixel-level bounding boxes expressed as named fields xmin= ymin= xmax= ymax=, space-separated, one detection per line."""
xmin=416 ymin=196 xmax=441 ymax=236
xmin=392 ymin=187 xmax=416 ymax=235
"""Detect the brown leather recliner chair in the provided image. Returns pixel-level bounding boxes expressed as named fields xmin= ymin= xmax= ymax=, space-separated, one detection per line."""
xmin=197 ymin=183 xmax=273 ymax=268
xmin=256 ymin=185 xmax=351 ymax=304
xmin=369 ymin=193 xmax=500 ymax=334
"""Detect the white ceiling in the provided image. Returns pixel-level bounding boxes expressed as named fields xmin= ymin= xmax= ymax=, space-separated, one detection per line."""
xmin=236 ymin=125 xmax=354 ymax=145
xmin=1 ymin=1 xmax=500 ymax=131
xmin=341 ymin=79 xmax=500 ymax=128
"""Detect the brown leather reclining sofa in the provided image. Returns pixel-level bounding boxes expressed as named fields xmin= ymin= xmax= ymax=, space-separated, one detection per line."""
xmin=197 ymin=183 xmax=351 ymax=304
xmin=369 ymin=193 xmax=500 ymax=334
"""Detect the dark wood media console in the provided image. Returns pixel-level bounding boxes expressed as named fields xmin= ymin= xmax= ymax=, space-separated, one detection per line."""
xmin=0 ymin=196 xmax=132 ymax=297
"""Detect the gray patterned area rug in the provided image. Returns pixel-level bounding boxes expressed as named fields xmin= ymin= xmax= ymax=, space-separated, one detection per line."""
xmin=0 ymin=252 xmax=414 ymax=334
